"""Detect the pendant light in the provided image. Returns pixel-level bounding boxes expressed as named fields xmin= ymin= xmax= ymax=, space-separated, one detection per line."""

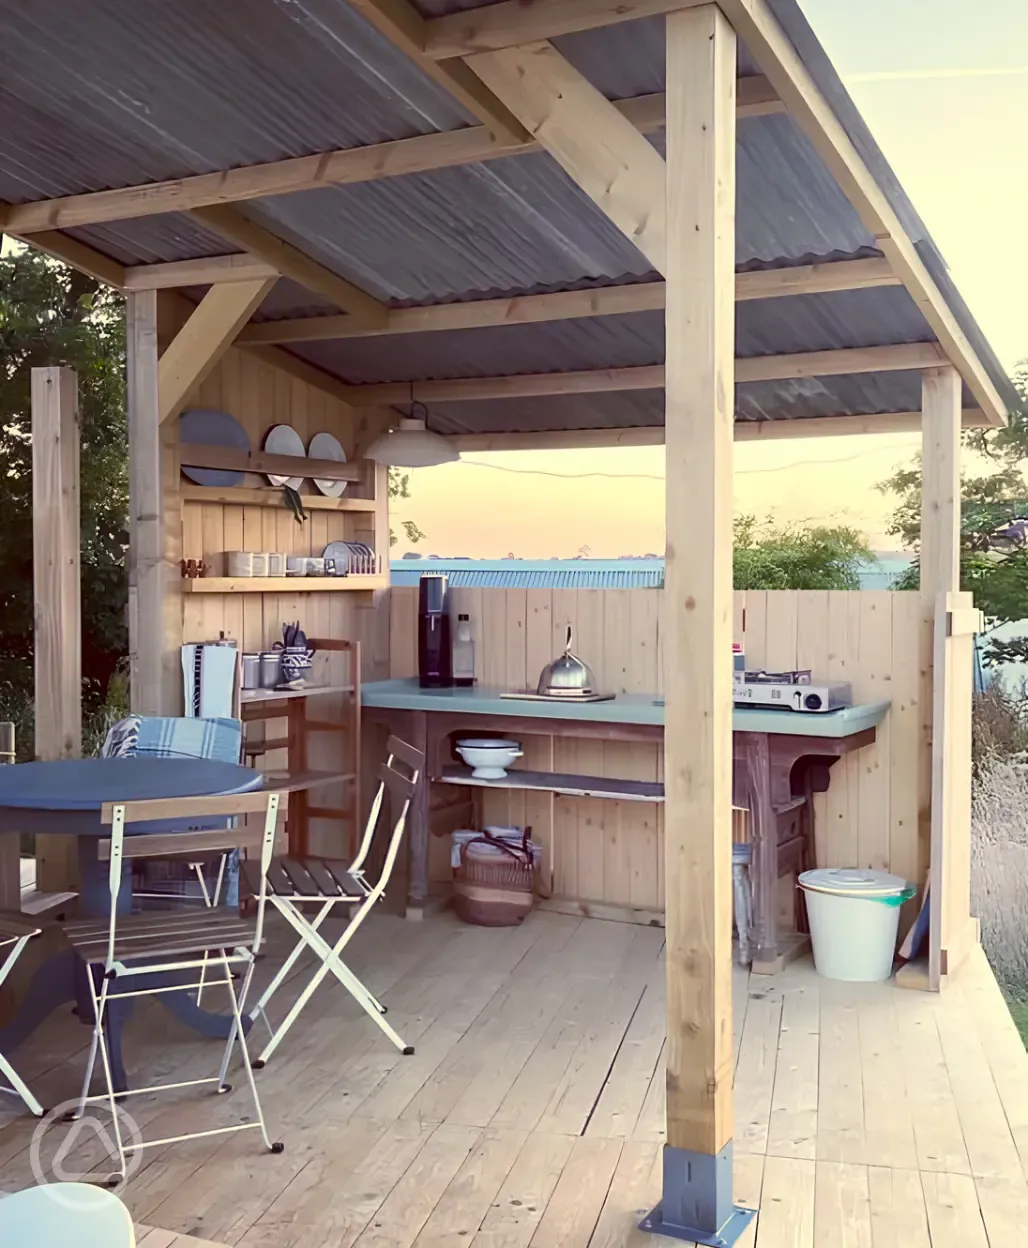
xmin=364 ymin=399 xmax=459 ymax=468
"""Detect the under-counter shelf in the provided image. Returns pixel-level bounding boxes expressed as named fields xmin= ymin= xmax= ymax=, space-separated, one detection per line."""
xmin=439 ymin=765 xmax=664 ymax=803
xmin=240 ymin=683 xmax=355 ymax=709
xmin=264 ymin=769 xmax=356 ymax=794
xmin=183 ymin=575 xmax=388 ymax=593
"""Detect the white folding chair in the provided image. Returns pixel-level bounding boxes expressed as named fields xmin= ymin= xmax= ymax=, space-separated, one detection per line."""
xmin=244 ymin=736 xmax=423 ymax=1066
xmin=61 ymin=790 xmax=283 ymax=1182
xmin=0 ymin=913 xmax=45 ymax=1116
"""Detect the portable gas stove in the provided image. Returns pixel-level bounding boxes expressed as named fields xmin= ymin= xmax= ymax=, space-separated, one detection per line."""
xmin=733 ymin=669 xmax=852 ymax=713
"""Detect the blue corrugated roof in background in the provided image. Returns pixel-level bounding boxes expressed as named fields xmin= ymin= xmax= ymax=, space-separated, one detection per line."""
xmin=390 ymin=558 xmax=665 ymax=590
xmin=390 ymin=555 xmax=915 ymax=591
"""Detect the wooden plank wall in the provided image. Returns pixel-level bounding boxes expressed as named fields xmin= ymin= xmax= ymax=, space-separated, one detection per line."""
xmin=174 ymin=345 xmax=390 ymax=856
xmin=389 ymin=586 xmax=930 ymax=910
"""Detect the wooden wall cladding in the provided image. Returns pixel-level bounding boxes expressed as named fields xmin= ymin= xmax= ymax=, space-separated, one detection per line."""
xmin=389 ymin=586 xmax=930 ymax=911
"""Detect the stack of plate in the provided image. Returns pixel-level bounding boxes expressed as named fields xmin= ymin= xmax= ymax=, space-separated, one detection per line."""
xmin=323 ymin=540 xmax=376 ymax=576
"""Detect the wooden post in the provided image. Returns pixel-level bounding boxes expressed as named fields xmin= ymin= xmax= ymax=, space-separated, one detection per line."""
xmin=128 ymin=290 xmax=182 ymax=714
xmin=644 ymin=8 xmax=751 ymax=1244
xmin=32 ymin=366 xmax=82 ymax=892
xmin=921 ymin=366 xmax=976 ymax=986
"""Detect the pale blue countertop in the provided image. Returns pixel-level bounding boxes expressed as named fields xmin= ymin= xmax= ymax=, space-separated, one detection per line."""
xmin=361 ymin=680 xmax=890 ymax=739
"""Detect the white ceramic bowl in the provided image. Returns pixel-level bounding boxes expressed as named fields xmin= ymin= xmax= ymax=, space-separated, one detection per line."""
xmin=456 ymin=738 xmax=523 ymax=780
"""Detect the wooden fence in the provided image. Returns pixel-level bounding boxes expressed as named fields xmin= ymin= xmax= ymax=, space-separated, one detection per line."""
xmin=389 ymin=586 xmax=931 ymax=912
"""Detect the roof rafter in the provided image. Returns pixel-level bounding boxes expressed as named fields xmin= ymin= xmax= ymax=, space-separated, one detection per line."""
xmin=467 ymin=41 xmax=669 ymax=273
xmin=341 ymin=342 xmax=948 ymax=406
xmin=237 ymin=257 xmax=898 ymax=345
xmin=188 ymin=205 xmax=386 ymax=326
xmin=0 ymin=81 xmax=781 ymax=239
xmin=445 ymin=408 xmax=988 ymax=450
xmin=345 ymin=0 xmax=530 ymax=143
xmin=425 ymin=0 xmax=712 ymax=57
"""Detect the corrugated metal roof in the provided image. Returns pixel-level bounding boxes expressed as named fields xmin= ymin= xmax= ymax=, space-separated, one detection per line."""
xmin=390 ymin=559 xmax=665 ymax=589
xmin=291 ymin=286 xmax=934 ymax=385
xmin=0 ymin=0 xmax=1014 ymax=419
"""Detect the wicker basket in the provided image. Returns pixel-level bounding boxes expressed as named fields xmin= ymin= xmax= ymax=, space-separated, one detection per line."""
xmin=453 ymin=830 xmax=537 ymax=927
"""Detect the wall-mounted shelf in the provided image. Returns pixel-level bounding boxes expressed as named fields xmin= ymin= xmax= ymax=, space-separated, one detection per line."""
xmin=181 ymin=485 xmax=377 ymax=512
xmin=241 ymin=683 xmax=356 ymax=712
xmin=183 ymin=574 xmax=388 ymax=593
xmin=439 ymin=765 xmax=664 ymax=803
xmin=180 ymin=442 xmax=362 ymax=481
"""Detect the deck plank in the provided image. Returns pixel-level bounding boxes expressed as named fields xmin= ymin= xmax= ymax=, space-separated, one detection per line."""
xmin=919 ymin=1171 xmax=990 ymax=1247
xmin=865 ymin=1166 xmax=931 ymax=1248
xmin=766 ymin=966 xmax=819 ymax=1160
xmin=812 ymin=1161 xmax=872 ymax=1248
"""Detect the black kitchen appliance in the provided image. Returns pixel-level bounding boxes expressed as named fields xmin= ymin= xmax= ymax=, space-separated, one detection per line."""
xmin=418 ymin=573 xmax=453 ymax=688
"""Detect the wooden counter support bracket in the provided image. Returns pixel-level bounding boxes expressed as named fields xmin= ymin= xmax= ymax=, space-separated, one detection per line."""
xmin=642 ymin=9 xmax=753 ymax=1246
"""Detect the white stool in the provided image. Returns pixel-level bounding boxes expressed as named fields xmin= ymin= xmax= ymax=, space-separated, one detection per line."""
xmin=0 ymin=1183 xmax=135 ymax=1247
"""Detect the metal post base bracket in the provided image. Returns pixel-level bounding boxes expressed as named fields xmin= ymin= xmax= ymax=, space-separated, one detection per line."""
xmin=640 ymin=1143 xmax=756 ymax=1247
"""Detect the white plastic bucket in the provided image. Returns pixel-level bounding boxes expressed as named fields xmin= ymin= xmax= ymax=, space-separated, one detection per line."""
xmin=799 ymin=868 xmax=915 ymax=982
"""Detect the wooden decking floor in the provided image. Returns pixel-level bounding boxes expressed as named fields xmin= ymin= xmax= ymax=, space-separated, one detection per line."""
xmin=2 ymin=908 xmax=1028 ymax=1247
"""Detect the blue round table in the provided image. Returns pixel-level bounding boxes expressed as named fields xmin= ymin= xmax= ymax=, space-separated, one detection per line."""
xmin=0 ymin=758 xmax=264 ymax=1095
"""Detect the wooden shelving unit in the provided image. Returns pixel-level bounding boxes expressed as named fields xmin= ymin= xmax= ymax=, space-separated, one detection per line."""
xmin=240 ymin=646 xmax=361 ymax=856
xmin=184 ymin=574 xmax=388 ymax=593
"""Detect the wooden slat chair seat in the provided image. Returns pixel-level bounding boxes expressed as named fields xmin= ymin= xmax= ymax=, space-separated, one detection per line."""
xmin=68 ymin=789 xmax=285 ymax=1183
xmin=0 ymin=911 xmax=45 ymax=1115
xmin=240 ymin=855 xmax=365 ymax=903
xmin=65 ymin=908 xmax=258 ymax=963
xmin=246 ymin=736 xmax=424 ymax=1066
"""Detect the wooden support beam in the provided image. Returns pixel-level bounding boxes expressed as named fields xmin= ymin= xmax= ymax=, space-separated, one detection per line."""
xmin=663 ymin=0 xmax=736 ymax=1176
xmin=468 ymin=41 xmax=668 ymax=272
xmin=695 ymin=0 xmax=1007 ymax=427
xmin=425 ymin=0 xmax=700 ymax=56
xmin=0 ymin=80 xmax=779 ymax=238
xmin=342 ymin=342 xmax=946 ymax=405
xmin=124 ymin=254 xmax=278 ymax=290
xmin=129 ymin=292 xmax=182 ymax=715
xmin=238 ymin=257 xmax=898 ymax=344
xmin=32 ymin=367 xmax=82 ymax=892
xmin=345 ymin=0 xmax=530 ymax=144
xmin=921 ymin=366 xmax=963 ymax=609
xmin=6 ymin=217 xmax=128 ymax=287
xmin=158 ymin=278 xmax=277 ymax=424
xmin=444 ymin=408 xmax=986 ymax=450
xmin=189 ymin=205 xmax=386 ymax=324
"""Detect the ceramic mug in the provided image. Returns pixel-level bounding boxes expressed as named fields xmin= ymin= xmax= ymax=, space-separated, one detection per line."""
xmin=268 ymin=552 xmax=287 ymax=577
xmin=251 ymin=552 xmax=269 ymax=577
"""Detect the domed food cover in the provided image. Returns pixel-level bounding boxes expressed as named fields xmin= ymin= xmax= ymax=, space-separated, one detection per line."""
xmin=536 ymin=626 xmax=596 ymax=696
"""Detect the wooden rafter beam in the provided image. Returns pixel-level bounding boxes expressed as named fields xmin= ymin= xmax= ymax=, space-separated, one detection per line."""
xmin=689 ymin=0 xmax=1007 ymax=428
xmin=0 ymin=80 xmax=780 ymax=239
xmin=445 ymin=410 xmax=987 ymax=450
xmin=158 ymin=278 xmax=277 ymax=424
xmin=190 ymin=206 xmax=385 ymax=324
xmin=341 ymin=342 xmax=947 ymax=405
xmin=424 ymin=0 xmax=701 ymax=57
xmin=124 ymin=254 xmax=278 ymax=290
xmin=237 ymin=257 xmax=897 ymax=345
xmin=4 ymin=224 xmax=128 ymax=287
xmin=467 ymin=41 xmax=668 ymax=272
xmin=345 ymin=0 xmax=530 ymax=144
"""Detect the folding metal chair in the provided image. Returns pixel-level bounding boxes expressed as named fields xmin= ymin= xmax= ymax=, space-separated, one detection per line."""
xmin=0 ymin=913 xmax=45 ymax=1116
xmin=61 ymin=790 xmax=284 ymax=1182
xmin=243 ymin=736 xmax=423 ymax=1066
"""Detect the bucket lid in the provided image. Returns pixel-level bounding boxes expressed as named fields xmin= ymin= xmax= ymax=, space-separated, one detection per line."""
xmin=799 ymin=867 xmax=909 ymax=898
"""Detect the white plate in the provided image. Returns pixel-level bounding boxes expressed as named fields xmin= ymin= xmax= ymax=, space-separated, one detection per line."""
xmin=264 ymin=424 xmax=306 ymax=489
xmin=308 ymin=431 xmax=348 ymax=497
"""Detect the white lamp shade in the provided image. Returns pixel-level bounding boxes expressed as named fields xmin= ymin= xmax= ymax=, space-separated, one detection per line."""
xmin=364 ymin=417 xmax=459 ymax=468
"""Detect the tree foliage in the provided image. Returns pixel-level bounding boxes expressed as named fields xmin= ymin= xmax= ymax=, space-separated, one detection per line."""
xmin=732 ymin=515 xmax=874 ymax=590
xmin=0 ymin=244 xmax=129 ymax=744
xmin=878 ymin=366 xmax=1028 ymax=666
xmin=388 ymin=467 xmax=425 ymax=546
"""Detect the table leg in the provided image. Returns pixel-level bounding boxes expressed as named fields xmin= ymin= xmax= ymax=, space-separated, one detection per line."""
xmin=405 ymin=711 xmax=430 ymax=921
xmin=744 ymin=733 xmax=780 ymax=972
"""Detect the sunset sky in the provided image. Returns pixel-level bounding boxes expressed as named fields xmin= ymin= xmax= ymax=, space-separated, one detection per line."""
xmin=391 ymin=0 xmax=1027 ymax=560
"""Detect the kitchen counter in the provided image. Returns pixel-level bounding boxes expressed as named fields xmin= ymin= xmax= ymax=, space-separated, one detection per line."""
xmin=361 ymin=679 xmax=890 ymax=738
